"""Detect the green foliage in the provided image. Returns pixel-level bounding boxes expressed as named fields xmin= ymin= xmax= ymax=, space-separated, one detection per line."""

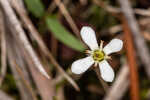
xmin=24 ymin=0 xmax=45 ymax=18
xmin=46 ymin=16 xmax=85 ymax=52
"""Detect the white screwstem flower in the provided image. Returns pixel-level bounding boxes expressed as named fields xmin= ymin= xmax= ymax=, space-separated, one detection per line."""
xmin=71 ymin=26 xmax=123 ymax=82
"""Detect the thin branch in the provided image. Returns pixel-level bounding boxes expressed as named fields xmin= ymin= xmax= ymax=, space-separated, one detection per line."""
xmin=121 ymin=16 xmax=140 ymax=100
xmin=118 ymin=0 xmax=150 ymax=78
xmin=135 ymin=8 xmax=150 ymax=17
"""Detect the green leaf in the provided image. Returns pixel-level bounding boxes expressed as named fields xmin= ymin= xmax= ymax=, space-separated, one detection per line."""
xmin=24 ymin=0 xmax=45 ymax=18
xmin=46 ymin=16 xmax=85 ymax=52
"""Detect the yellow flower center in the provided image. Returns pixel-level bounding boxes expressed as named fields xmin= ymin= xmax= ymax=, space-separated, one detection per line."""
xmin=92 ymin=50 xmax=105 ymax=62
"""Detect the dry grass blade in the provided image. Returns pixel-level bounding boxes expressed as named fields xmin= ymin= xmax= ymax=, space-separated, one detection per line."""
xmin=0 ymin=0 xmax=50 ymax=79
xmin=6 ymin=24 xmax=55 ymax=100
xmin=8 ymin=58 xmax=34 ymax=100
xmin=10 ymin=0 xmax=80 ymax=91
xmin=103 ymin=64 xmax=129 ymax=100
xmin=14 ymin=62 xmax=38 ymax=100
xmin=19 ymin=47 xmax=55 ymax=100
xmin=0 ymin=9 xmax=7 ymax=86
xmin=7 ymin=51 xmax=32 ymax=100
xmin=6 ymin=28 xmax=36 ymax=100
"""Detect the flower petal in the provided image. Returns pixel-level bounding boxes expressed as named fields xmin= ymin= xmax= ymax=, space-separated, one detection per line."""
xmin=80 ymin=26 xmax=99 ymax=50
xmin=71 ymin=56 xmax=94 ymax=74
xmin=103 ymin=39 xmax=123 ymax=55
xmin=99 ymin=60 xmax=114 ymax=82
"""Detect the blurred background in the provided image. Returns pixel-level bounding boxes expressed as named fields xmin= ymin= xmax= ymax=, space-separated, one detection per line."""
xmin=0 ymin=0 xmax=150 ymax=100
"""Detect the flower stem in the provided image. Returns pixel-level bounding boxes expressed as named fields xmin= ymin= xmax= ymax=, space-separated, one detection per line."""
xmin=94 ymin=67 xmax=109 ymax=93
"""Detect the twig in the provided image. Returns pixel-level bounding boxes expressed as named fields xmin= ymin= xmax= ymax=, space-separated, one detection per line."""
xmin=103 ymin=64 xmax=129 ymax=100
xmin=47 ymin=0 xmax=70 ymax=13
xmin=0 ymin=9 xmax=7 ymax=86
xmin=10 ymin=0 xmax=80 ymax=91
xmin=93 ymin=0 xmax=150 ymax=17
xmin=107 ymin=19 xmax=150 ymax=41
xmin=54 ymin=0 xmax=81 ymax=39
xmin=117 ymin=0 xmax=150 ymax=78
xmin=122 ymin=15 xmax=140 ymax=100
xmin=135 ymin=8 xmax=150 ymax=17
xmin=0 ymin=0 xmax=50 ymax=78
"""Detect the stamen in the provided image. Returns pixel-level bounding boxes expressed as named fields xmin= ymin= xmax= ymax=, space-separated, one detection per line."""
xmin=100 ymin=40 xmax=104 ymax=50
xmin=105 ymin=55 xmax=112 ymax=60
xmin=85 ymin=50 xmax=92 ymax=54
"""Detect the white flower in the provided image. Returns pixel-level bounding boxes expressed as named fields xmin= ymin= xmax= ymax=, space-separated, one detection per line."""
xmin=71 ymin=26 xmax=123 ymax=82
